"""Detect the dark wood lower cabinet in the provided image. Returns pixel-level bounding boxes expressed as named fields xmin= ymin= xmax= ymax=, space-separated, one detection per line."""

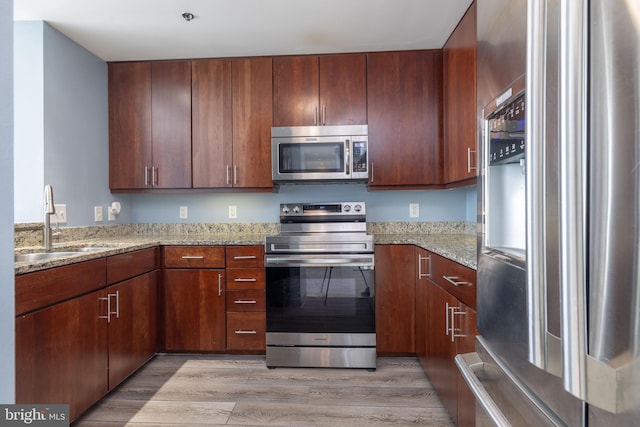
xmin=16 ymin=290 xmax=109 ymax=421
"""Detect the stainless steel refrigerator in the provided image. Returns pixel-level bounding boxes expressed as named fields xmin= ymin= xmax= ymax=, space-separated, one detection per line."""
xmin=456 ymin=0 xmax=640 ymax=425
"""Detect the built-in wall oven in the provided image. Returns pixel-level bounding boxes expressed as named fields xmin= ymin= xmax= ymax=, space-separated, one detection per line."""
xmin=265 ymin=202 xmax=376 ymax=369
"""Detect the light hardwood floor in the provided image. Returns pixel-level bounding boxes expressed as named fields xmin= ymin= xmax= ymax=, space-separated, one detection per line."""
xmin=73 ymin=355 xmax=455 ymax=427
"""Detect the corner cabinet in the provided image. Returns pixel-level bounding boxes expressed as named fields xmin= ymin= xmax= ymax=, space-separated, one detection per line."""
xmin=443 ymin=1 xmax=478 ymax=184
xmin=273 ymin=53 xmax=367 ymax=126
xmin=367 ymin=50 xmax=443 ymax=188
xmin=109 ymin=61 xmax=192 ymax=190
xmin=163 ymin=246 xmax=227 ymax=351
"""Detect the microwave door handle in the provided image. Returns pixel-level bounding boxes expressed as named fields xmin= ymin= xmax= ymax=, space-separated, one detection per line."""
xmin=345 ymin=139 xmax=350 ymax=175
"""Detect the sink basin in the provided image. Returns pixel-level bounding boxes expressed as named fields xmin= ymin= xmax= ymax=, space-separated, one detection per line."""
xmin=15 ymin=251 xmax=83 ymax=262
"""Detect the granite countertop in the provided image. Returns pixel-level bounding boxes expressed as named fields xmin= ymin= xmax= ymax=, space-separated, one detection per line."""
xmin=374 ymin=233 xmax=477 ymax=269
xmin=14 ymin=232 xmax=477 ymax=275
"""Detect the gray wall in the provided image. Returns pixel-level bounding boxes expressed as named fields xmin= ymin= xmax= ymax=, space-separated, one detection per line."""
xmin=1 ymin=0 xmax=15 ymax=403
xmin=14 ymin=21 xmax=477 ymax=227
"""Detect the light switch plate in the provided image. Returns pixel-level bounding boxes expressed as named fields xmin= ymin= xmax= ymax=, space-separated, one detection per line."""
xmin=409 ymin=203 xmax=420 ymax=218
xmin=228 ymin=205 xmax=237 ymax=219
xmin=179 ymin=206 xmax=188 ymax=219
xmin=54 ymin=204 xmax=67 ymax=224
xmin=94 ymin=206 xmax=103 ymax=222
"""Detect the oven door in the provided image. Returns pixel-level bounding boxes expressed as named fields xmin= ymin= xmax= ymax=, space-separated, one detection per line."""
xmin=265 ymin=254 xmax=375 ymax=335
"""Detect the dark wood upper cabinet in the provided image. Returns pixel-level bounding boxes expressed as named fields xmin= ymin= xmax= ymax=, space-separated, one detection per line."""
xmin=231 ymin=56 xmax=273 ymax=188
xmin=108 ymin=62 xmax=152 ymax=190
xmin=444 ymin=1 xmax=478 ymax=184
xmin=109 ymin=61 xmax=192 ymax=190
xmin=367 ymin=50 xmax=443 ymax=188
xmin=273 ymin=53 xmax=367 ymax=126
xmin=192 ymin=59 xmax=233 ymax=188
xmin=150 ymin=61 xmax=192 ymax=188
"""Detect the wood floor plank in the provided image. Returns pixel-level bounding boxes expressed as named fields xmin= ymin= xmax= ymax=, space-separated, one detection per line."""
xmin=72 ymin=355 xmax=454 ymax=427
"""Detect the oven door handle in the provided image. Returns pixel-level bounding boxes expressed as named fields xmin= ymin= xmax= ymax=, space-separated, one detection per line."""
xmin=265 ymin=255 xmax=374 ymax=268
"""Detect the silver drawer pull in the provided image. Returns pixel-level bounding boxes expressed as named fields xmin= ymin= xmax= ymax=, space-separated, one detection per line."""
xmin=234 ymin=330 xmax=257 ymax=334
xmin=443 ymin=275 xmax=468 ymax=287
xmin=234 ymin=278 xmax=257 ymax=282
xmin=181 ymin=255 xmax=205 ymax=259
xmin=234 ymin=300 xmax=257 ymax=304
xmin=233 ymin=255 xmax=257 ymax=260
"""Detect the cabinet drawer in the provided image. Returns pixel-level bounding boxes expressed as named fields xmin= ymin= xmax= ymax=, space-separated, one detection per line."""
xmin=226 ymin=246 xmax=264 ymax=268
xmin=163 ymin=246 xmax=225 ymax=268
xmin=431 ymin=252 xmax=476 ymax=309
xmin=107 ymin=247 xmax=159 ymax=284
xmin=226 ymin=289 xmax=266 ymax=311
xmin=15 ymin=258 xmax=107 ymax=316
xmin=226 ymin=312 xmax=266 ymax=350
xmin=226 ymin=268 xmax=265 ymax=290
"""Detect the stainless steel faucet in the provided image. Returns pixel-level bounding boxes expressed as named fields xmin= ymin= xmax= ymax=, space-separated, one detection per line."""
xmin=43 ymin=184 xmax=56 ymax=250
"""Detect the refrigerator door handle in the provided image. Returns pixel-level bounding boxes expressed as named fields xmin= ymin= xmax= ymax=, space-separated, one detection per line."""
xmin=525 ymin=0 xmax=548 ymax=371
xmin=455 ymin=352 xmax=512 ymax=427
xmin=558 ymin=0 xmax=588 ymax=401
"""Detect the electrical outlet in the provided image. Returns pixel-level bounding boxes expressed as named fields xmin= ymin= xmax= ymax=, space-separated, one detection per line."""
xmin=179 ymin=206 xmax=188 ymax=219
xmin=54 ymin=204 xmax=67 ymax=224
xmin=409 ymin=203 xmax=420 ymax=218
xmin=228 ymin=205 xmax=237 ymax=219
xmin=94 ymin=206 xmax=103 ymax=222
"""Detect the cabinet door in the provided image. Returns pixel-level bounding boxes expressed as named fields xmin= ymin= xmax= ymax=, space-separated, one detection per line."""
xmin=444 ymin=2 xmax=477 ymax=183
xmin=151 ymin=61 xmax=192 ymax=188
xmin=367 ymin=50 xmax=443 ymax=187
xmin=108 ymin=62 xmax=152 ymax=190
xmin=16 ymin=290 xmax=109 ymax=422
xmin=374 ymin=245 xmax=416 ymax=354
xmin=273 ymin=55 xmax=319 ymax=126
xmin=319 ymin=54 xmax=367 ymax=125
xmin=232 ymin=57 xmax=273 ymax=188
xmin=108 ymin=270 xmax=159 ymax=388
xmin=163 ymin=269 xmax=226 ymax=351
xmin=192 ymin=59 xmax=233 ymax=188
xmin=426 ymin=282 xmax=459 ymax=424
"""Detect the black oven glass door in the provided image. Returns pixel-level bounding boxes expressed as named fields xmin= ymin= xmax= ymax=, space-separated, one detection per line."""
xmin=266 ymin=265 xmax=375 ymax=334
xmin=278 ymin=142 xmax=345 ymax=174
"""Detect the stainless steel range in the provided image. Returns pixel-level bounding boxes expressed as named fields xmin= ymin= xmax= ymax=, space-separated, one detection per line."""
xmin=265 ymin=202 xmax=376 ymax=369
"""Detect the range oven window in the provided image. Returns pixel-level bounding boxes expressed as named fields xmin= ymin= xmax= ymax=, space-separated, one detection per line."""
xmin=278 ymin=142 xmax=344 ymax=173
xmin=266 ymin=266 xmax=375 ymax=334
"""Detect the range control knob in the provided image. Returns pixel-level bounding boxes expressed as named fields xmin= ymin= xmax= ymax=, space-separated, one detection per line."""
xmin=292 ymin=205 xmax=301 ymax=214
xmin=354 ymin=204 xmax=362 ymax=212
xmin=281 ymin=205 xmax=290 ymax=214
xmin=343 ymin=204 xmax=351 ymax=212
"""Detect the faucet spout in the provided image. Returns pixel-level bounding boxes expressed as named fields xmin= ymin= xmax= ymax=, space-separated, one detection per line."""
xmin=44 ymin=184 xmax=56 ymax=250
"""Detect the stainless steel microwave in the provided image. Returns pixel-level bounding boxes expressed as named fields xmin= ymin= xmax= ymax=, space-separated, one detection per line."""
xmin=271 ymin=125 xmax=368 ymax=183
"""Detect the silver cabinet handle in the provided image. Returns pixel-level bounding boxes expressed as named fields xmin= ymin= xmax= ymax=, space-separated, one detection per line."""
xmin=226 ymin=165 xmax=230 ymax=185
xmin=443 ymin=275 xmax=467 ymax=287
xmin=467 ymin=147 xmax=477 ymax=173
xmin=445 ymin=302 xmax=451 ymax=336
xmin=218 ymin=273 xmax=223 ymax=297
xmin=314 ymin=106 xmax=318 ymax=125
xmin=233 ymin=255 xmax=256 ymax=260
xmin=112 ymin=291 xmax=120 ymax=319
xmin=144 ymin=166 xmax=149 ymax=187
xmin=233 ymin=164 xmax=237 ymax=185
xmin=234 ymin=278 xmax=257 ymax=282
xmin=99 ymin=295 xmax=111 ymax=323
xmin=455 ymin=352 xmax=511 ymax=427
xmin=152 ymin=166 xmax=158 ymax=187
xmin=181 ymin=255 xmax=204 ymax=259
xmin=418 ymin=254 xmax=431 ymax=279
xmin=370 ymin=162 xmax=374 ymax=183
xmin=449 ymin=305 xmax=466 ymax=343
xmin=234 ymin=300 xmax=257 ymax=304
xmin=234 ymin=330 xmax=257 ymax=334
xmin=322 ymin=104 xmax=326 ymax=125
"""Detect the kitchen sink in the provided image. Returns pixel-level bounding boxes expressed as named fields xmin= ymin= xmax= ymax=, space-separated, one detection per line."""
xmin=14 ymin=251 xmax=84 ymax=262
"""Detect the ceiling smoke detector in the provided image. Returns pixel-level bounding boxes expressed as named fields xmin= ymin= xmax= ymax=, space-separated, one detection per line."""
xmin=181 ymin=12 xmax=194 ymax=22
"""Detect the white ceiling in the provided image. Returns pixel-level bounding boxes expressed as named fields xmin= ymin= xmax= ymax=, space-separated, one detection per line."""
xmin=14 ymin=0 xmax=473 ymax=62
